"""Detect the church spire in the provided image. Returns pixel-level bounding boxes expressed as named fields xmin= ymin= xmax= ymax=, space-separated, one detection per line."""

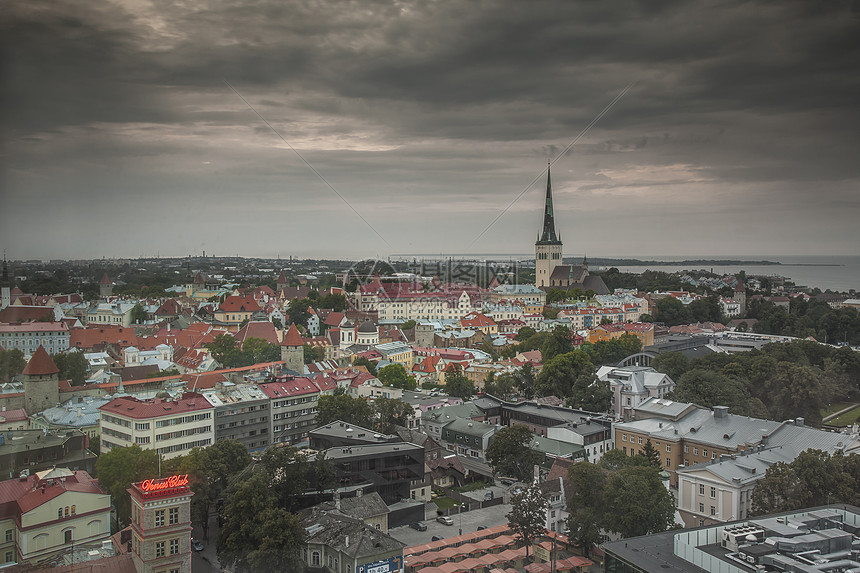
xmin=537 ymin=163 xmax=561 ymax=245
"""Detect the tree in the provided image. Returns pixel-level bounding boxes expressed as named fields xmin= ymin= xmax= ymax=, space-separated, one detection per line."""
xmin=271 ymin=317 xmax=283 ymax=330
xmin=373 ymin=396 xmax=414 ymax=434
xmin=0 ymin=348 xmax=26 ymax=383
xmin=507 ymin=480 xmax=549 ymax=563
xmin=513 ymin=363 xmax=536 ymax=399
xmin=536 ymin=351 xmax=595 ymax=399
xmin=316 ymin=393 xmax=375 ymax=428
xmin=243 ymin=337 xmax=281 ymax=364
xmin=541 ymin=325 xmax=573 ymax=362
xmin=515 ymin=327 xmax=537 ymax=341
xmin=206 ymin=334 xmax=239 ymax=367
xmin=217 ymin=472 xmax=304 ymax=573
xmin=95 ymin=445 xmax=160 ymax=526
xmin=651 ymin=351 xmax=690 ymax=381
xmin=352 ymin=356 xmax=377 ymax=376
xmin=377 ymin=363 xmax=416 ymax=390
xmin=444 ymin=370 xmax=475 ymax=399
xmin=287 ymin=297 xmax=312 ymax=327
xmin=312 ymin=450 xmax=337 ymax=494
xmin=566 ymin=462 xmax=607 ymax=557
xmin=130 ymin=303 xmax=147 ymax=324
xmin=641 ymin=439 xmax=661 ymax=469
xmin=486 ymin=425 xmax=543 ymax=482
xmin=670 ymin=369 xmax=768 ymax=418
xmin=53 ymin=351 xmax=88 ymax=386
xmin=400 ymin=320 xmax=416 ymax=331
xmin=656 ymin=296 xmax=690 ymax=326
xmin=303 ymin=344 xmax=324 ymax=364
xmin=602 ymin=465 xmax=676 ymax=537
xmin=751 ymin=450 xmax=860 ymax=516
xmin=485 ymin=372 xmax=516 ymax=401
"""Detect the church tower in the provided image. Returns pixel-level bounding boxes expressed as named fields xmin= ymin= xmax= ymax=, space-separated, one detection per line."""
xmin=535 ymin=164 xmax=563 ymax=287
xmin=1 ymin=256 xmax=10 ymax=310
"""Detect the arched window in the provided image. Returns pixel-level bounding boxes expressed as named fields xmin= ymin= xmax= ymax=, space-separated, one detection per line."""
xmin=58 ymin=508 xmax=63 ymax=519
xmin=312 ymin=551 xmax=320 ymax=566
xmin=64 ymin=507 xmax=70 ymax=517
xmin=71 ymin=505 xmax=76 ymax=515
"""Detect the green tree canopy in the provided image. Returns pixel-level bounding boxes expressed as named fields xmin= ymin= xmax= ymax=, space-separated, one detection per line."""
xmin=95 ymin=445 xmax=160 ymax=526
xmin=651 ymin=351 xmax=690 ymax=381
xmin=53 ymin=351 xmax=88 ymax=386
xmin=316 ymin=393 xmax=375 ymax=428
xmin=130 ymin=303 xmax=147 ymax=324
xmin=444 ymin=370 xmax=476 ymax=399
xmin=486 ymin=425 xmax=543 ymax=482
xmin=751 ymin=450 xmax=860 ymax=516
xmin=374 ymin=396 xmax=414 ymax=434
xmin=602 ymin=465 xmax=676 ymax=538
xmin=377 ymin=363 xmax=416 ymax=390
xmin=400 ymin=320 xmax=416 ymax=331
xmin=0 ymin=348 xmax=26 ymax=383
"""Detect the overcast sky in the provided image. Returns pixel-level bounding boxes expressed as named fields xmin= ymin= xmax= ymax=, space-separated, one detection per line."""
xmin=2 ymin=0 xmax=859 ymax=261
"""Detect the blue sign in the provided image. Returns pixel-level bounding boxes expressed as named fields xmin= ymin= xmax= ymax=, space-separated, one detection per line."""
xmin=358 ymin=556 xmax=402 ymax=573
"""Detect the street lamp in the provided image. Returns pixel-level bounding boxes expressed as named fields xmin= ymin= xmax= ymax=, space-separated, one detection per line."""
xmin=456 ymin=503 xmax=463 ymax=536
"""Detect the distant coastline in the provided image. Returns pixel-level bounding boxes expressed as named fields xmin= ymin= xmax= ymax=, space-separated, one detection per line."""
xmin=582 ymin=258 xmax=783 ymax=267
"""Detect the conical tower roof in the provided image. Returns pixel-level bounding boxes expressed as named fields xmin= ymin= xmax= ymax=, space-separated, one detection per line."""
xmin=536 ymin=163 xmax=561 ymax=245
xmin=281 ymin=323 xmax=304 ymax=347
xmin=22 ymin=346 xmax=59 ymax=376
xmin=99 ymin=272 xmax=111 ymax=285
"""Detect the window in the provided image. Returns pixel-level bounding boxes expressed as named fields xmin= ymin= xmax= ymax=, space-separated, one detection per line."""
xmin=64 ymin=530 xmax=72 ymax=544
xmin=637 ymin=437 xmax=642 ymax=445
xmin=666 ymin=445 xmax=671 ymax=453
xmin=5 ymin=529 xmax=12 ymax=543
xmin=711 ymin=487 xmax=716 ymax=498
xmin=64 ymin=507 xmax=70 ymax=517
xmin=155 ymin=509 xmax=165 ymax=527
xmin=71 ymin=505 xmax=76 ymax=515
xmin=312 ymin=552 xmax=320 ymax=566
xmin=710 ymin=506 xmax=716 ymax=516
xmin=5 ymin=551 xmax=12 ymax=563
xmin=693 ymin=448 xmax=699 ymax=456
xmin=170 ymin=538 xmax=179 ymax=555
xmin=703 ymin=449 xmax=708 ymax=458
xmin=622 ymin=434 xmax=627 ymax=442
xmin=699 ymin=503 xmax=704 ymax=513
xmin=169 ymin=507 xmax=179 ymax=525
xmin=665 ymin=458 xmax=671 ymax=467
xmin=58 ymin=508 xmax=63 ymax=519
xmin=684 ymin=445 xmax=689 ymax=453
xmin=155 ymin=541 xmax=165 ymax=557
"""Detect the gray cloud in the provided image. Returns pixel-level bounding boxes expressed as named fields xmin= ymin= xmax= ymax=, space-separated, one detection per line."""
xmin=2 ymin=0 xmax=859 ymax=259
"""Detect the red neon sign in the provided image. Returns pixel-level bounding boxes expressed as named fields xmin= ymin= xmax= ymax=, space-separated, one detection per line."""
xmin=141 ymin=474 xmax=189 ymax=492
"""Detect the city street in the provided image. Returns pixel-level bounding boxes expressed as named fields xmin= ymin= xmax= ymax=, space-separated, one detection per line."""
xmin=191 ymin=513 xmax=221 ymax=573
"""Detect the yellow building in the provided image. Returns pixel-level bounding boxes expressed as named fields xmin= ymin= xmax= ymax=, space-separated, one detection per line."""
xmin=0 ymin=468 xmax=111 ymax=566
xmin=587 ymin=322 xmax=654 ymax=347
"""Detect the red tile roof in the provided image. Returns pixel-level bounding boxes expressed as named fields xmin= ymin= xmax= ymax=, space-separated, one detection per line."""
xmin=98 ymin=392 xmax=213 ymax=419
xmin=22 ymin=345 xmax=59 ymax=376
xmin=281 ymin=323 xmax=304 ymax=346
xmin=235 ymin=321 xmax=279 ymax=346
xmin=70 ymin=326 xmax=139 ymax=350
xmin=258 ymin=378 xmax=320 ymax=398
xmin=99 ymin=272 xmax=111 ymax=285
xmin=218 ymin=295 xmax=261 ymax=313
xmin=0 ymin=408 xmax=28 ymax=423
xmin=324 ymin=312 xmax=346 ymax=327
xmin=0 ymin=305 xmax=55 ymax=323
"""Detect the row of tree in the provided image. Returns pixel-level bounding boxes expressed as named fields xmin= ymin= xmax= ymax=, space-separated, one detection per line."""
xmin=748 ymin=298 xmax=860 ymax=345
xmin=654 ymin=340 xmax=860 ymax=424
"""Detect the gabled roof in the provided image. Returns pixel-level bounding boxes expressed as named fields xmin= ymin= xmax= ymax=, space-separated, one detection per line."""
xmin=235 ymin=321 xmax=279 ymax=346
xmin=22 ymin=345 xmax=59 ymax=376
xmin=218 ymin=295 xmax=261 ymax=313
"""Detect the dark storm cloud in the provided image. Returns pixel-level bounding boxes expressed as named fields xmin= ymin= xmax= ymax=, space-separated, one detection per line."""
xmin=1 ymin=0 xmax=859 ymax=258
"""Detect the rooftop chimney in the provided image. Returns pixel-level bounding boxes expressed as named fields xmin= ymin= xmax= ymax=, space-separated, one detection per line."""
xmin=713 ymin=406 xmax=729 ymax=419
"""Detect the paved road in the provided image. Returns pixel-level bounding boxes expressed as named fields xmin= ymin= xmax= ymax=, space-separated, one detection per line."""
xmin=389 ymin=501 xmax=513 ymax=548
xmin=191 ymin=514 xmax=221 ymax=573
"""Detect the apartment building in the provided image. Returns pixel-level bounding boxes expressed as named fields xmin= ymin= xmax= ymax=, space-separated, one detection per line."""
xmin=98 ymin=393 xmax=214 ymax=460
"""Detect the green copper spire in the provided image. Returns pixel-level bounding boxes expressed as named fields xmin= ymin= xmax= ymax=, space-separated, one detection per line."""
xmin=537 ymin=163 xmax=561 ymax=245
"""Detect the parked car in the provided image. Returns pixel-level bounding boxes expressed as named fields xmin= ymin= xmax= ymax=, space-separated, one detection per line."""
xmin=511 ymin=486 xmax=524 ymax=496
xmin=437 ymin=516 xmax=454 ymax=526
xmin=500 ymin=478 xmax=514 ymax=486
xmin=410 ymin=522 xmax=428 ymax=531
xmin=484 ymin=491 xmax=494 ymax=501
xmin=192 ymin=539 xmax=204 ymax=552
xmin=432 ymin=536 xmax=443 ymax=542
xmin=477 ymin=525 xmax=487 ymax=531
